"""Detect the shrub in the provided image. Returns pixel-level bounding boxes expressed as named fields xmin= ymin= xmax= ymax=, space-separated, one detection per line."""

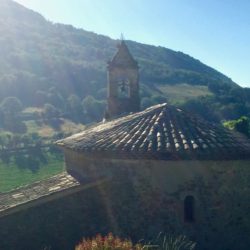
xmin=223 ymin=116 xmax=250 ymax=137
xmin=75 ymin=233 xmax=196 ymax=250
xmin=155 ymin=234 xmax=196 ymax=250
xmin=75 ymin=233 xmax=143 ymax=250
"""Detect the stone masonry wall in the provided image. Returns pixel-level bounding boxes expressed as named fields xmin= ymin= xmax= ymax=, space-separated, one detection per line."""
xmin=0 ymin=155 xmax=249 ymax=250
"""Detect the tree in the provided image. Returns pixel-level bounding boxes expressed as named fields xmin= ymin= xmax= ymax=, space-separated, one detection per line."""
xmin=223 ymin=116 xmax=250 ymax=138
xmin=35 ymin=90 xmax=47 ymax=107
xmin=43 ymin=103 xmax=59 ymax=118
xmin=0 ymin=96 xmax=23 ymax=114
xmin=0 ymin=151 xmax=11 ymax=166
xmin=182 ymin=97 xmax=219 ymax=122
xmin=82 ymin=95 xmax=105 ymax=122
xmin=151 ymin=95 xmax=167 ymax=105
xmin=67 ymin=94 xmax=83 ymax=122
xmin=47 ymin=88 xmax=65 ymax=111
xmin=0 ymin=109 xmax=4 ymax=128
xmin=0 ymin=96 xmax=26 ymax=133
xmin=234 ymin=116 xmax=250 ymax=137
xmin=0 ymin=134 xmax=8 ymax=150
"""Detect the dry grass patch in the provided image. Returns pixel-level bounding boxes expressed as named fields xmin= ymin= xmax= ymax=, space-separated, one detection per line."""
xmin=157 ymin=83 xmax=212 ymax=104
xmin=60 ymin=119 xmax=85 ymax=134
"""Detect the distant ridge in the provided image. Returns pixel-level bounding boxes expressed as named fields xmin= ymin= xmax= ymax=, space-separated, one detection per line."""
xmin=0 ymin=1 xmax=236 ymax=102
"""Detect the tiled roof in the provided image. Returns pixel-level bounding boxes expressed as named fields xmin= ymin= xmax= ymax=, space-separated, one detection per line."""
xmin=0 ymin=172 xmax=110 ymax=217
xmin=57 ymin=103 xmax=250 ymax=160
xmin=0 ymin=172 xmax=80 ymax=216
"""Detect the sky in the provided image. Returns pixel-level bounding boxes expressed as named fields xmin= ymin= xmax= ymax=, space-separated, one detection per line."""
xmin=15 ymin=0 xmax=250 ymax=87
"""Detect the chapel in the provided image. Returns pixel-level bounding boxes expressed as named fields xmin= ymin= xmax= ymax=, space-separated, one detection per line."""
xmin=0 ymin=40 xmax=250 ymax=250
xmin=56 ymin=40 xmax=250 ymax=249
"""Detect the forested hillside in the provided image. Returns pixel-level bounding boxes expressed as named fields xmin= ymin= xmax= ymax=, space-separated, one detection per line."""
xmin=0 ymin=0 xmax=249 ymax=192
xmin=0 ymin=0 xmax=250 ymax=124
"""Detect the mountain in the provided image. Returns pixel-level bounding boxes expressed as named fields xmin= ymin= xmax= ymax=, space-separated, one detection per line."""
xmin=0 ymin=0 xmax=249 ymax=123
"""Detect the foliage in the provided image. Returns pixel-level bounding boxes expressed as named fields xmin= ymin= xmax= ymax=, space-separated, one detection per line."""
xmin=0 ymin=132 xmax=64 ymax=173
xmin=43 ymin=103 xmax=60 ymax=118
xmin=151 ymin=95 xmax=167 ymax=105
xmin=35 ymin=90 xmax=47 ymax=107
xmin=67 ymin=94 xmax=83 ymax=122
xmin=0 ymin=96 xmax=23 ymax=114
xmin=181 ymin=96 xmax=220 ymax=122
xmin=0 ymin=96 xmax=26 ymax=132
xmin=1 ymin=0 xmax=248 ymax=126
xmin=0 ymin=114 xmax=79 ymax=191
xmin=76 ymin=233 xmax=142 ymax=250
xmin=0 ymin=133 xmax=38 ymax=170
xmin=47 ymin=88 xmax=65 ymax=111
xmin=75 ymin=233 xmax=196 ymax=250
xmin=82 ymin=95 xmax=106 ymax=122
xmin=223 ymin=116 xmax=250 ymax=137
xmin=0 ymin=0 xmax=250 ymax=126
xmin=153 ymin=234 xmax=196 ymax=250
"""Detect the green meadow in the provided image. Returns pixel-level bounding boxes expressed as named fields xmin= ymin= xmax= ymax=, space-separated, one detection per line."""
xmin=0 ymin=153 xmax=65 ymax=193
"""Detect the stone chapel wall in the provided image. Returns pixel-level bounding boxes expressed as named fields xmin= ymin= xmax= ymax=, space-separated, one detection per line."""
xmin=0 ymin=155 xmax=249 ymax=250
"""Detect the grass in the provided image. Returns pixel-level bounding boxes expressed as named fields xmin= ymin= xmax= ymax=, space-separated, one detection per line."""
xmin=0 ymin=154 xmax=65 ymax=193
xmin=60 ymin=119 xmax=85 ymax=134
xmin=0 ymin=113 xmax=85 ymax=192
xmin=157 ymin=83 xmax=213 ymax=104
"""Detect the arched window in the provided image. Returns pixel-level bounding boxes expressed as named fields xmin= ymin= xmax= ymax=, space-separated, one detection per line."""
xmin=118 ymin=78 xmax=130 ymax=98
xmin=184 ymin=195 xmax=195 ymax=222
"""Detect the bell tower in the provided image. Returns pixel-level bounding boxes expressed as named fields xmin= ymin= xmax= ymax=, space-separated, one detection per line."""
xmin=105 ymin=40 xmax=140 ymax=119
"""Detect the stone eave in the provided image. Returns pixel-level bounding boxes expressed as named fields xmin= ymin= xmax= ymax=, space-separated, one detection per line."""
xmin=62 ymin=147 xmax=250 ymax=161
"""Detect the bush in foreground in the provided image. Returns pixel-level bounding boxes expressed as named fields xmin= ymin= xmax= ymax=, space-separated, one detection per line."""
xmin=75 ymin=233 xmax=196 ymax=250
xmin=75 ymin=233 xmax=142 ymax=250
xmin=154 ymin=234 xmax=196 ymax=250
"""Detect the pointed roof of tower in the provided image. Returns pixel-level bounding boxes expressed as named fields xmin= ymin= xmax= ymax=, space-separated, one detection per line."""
xmin=108 ymin=40 xmax=138 ymax=68
xmin=57 ymin=103 xmax=250 ymax=161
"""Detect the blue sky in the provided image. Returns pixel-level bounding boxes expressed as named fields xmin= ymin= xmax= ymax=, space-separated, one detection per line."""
xmin=16 ymin=0 xmax=250 ymax=87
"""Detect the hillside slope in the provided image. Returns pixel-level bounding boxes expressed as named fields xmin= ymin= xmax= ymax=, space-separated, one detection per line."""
xmin=0 ymin=0 xmax=236 ymax=103
xmin=0 ymin=0 xmax=249 ymax=124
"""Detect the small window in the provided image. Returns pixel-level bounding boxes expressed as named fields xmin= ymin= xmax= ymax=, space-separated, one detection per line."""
xmin=184 ymin=195 xmax=195 ymax=222
xmin=118 ymin=78 xmax=130 ymax=98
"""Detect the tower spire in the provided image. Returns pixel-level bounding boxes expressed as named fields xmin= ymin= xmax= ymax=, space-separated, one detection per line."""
xmin=105 ymin=39 xmax=140 ymax=119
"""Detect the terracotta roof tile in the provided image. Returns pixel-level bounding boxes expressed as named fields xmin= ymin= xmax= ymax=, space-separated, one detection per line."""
xmin=57 ymin=103 xmax=250 ymax=160
xmin=0 ymin=173 xmax=110 ymax=216
xmin=0 ymin=172 xmax=80 ymax=216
